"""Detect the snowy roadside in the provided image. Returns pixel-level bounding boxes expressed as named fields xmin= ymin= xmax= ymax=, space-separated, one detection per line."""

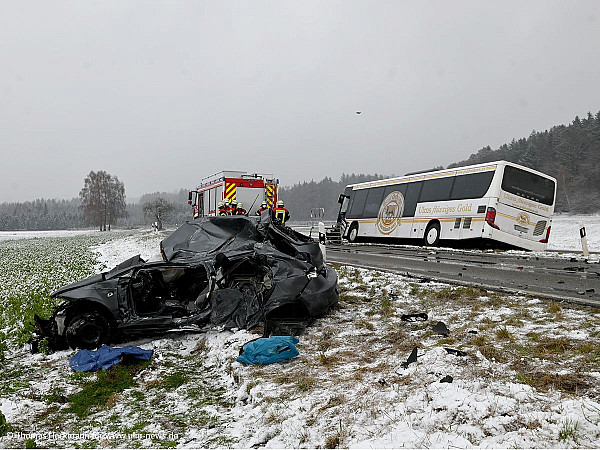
xmin=1 ymin=230 xmax=600 ymax=448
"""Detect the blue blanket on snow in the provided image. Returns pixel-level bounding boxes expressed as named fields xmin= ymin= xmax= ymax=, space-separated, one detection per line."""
xmin=70 ymin=345 xmax=153 ymax=372
xmin=237 ymin=336 xmax=299 ymax=365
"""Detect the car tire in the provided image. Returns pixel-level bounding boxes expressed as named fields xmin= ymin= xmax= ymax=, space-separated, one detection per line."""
xmin=65 ymin=312 xmax=110 ymax=350
xmin=424 ymin=222 xmax=441 ymax=247
xmin=347 ymin=223 xmax=359 ymax=243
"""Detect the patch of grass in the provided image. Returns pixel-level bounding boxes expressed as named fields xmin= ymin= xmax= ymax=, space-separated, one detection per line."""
xmin=160 ymin=371 xmax=191 ymax=390
xmin=66 ymin=361 xmax=150 ymax=418
xmin=1 ymin=410 xmax=12 ymax=437
xmin=380 ymin=297 xmax=395 ymax=317
xmin=324 ymin=434 xmax=340 ymax=449
xmin=527 ymin=337 xmax=572 ymax=360
xmin=0 ymin=366 xmax=30 ymax=395
xmin=472 ymin=336 xmax=508 ymax=363
xmin=495 ymin=327 xmax=513 ymax=341
xmin=295 ymin=375 xmax=317 ymax=392
xmin=547 ymin=302 xmax=562 ymax=314
xmin=558 ymin=418 xmax=579 ymax=442
xmin=338 ymin=292 xmax=367 ymax=305
xmin=355 ymin=318 xmax=375 ymax=331
xmin=503 ymin=316 xmax=524 ymax=327
xmin=516 ymin=372 xmax=591 ymax=395
xmin=319 ymin=395 xmax=346 ymax=412
xmin=123 ymin=420 xmax=149 ymax=434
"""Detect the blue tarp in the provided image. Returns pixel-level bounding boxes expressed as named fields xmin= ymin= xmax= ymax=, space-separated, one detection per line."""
xmin=237 ymin=336 xmax=299 ymax=365
xmin=69 ymin=345 xmax=154 ymax=372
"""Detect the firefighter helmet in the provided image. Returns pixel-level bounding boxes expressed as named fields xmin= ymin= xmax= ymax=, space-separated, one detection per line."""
xmin=277 ymin=200 xmax=284 ymax=207
xmin=218 ymin=201 xmax=224 ymax=207
xmin=237 ymin=202 xmax=243 ymax=208
xmin=261 ymin=201 xmax=267 ymax=208
xmin=224 ymin=198 xmax=230 ymax=204
xmin=231 ymin=199 xmax=238 ymax=206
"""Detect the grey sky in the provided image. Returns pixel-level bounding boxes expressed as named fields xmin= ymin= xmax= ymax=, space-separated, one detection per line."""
xmin=1 ymin=1 xmax=599 ymax=202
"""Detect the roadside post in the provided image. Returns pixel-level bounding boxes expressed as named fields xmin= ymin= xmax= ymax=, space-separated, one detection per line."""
xmin=579 ymin=221 xmax=589 ymax=257
xmin=318 ymin=221 xmax=327 ymax=262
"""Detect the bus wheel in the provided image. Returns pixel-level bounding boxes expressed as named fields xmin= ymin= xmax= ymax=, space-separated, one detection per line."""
xmin=347 ymin=223 xmax=359 ymax=243
xmin=424 ymin=222 xmax=440 ymax=247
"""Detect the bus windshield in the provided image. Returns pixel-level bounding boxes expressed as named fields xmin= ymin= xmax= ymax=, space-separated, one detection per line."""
xmin=501 ymin=166 xmax=555 ymax=206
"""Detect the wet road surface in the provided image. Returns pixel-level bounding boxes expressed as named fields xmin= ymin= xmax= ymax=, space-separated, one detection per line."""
xmin=327 ymin=244 xmax=600 ymax=308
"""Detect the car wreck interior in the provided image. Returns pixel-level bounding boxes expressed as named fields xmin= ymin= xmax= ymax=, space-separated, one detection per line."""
xmin=131 ymin=266 xmax=209 ymax=317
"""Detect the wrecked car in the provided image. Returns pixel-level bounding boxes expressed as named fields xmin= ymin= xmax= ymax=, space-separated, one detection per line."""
xmin=33 ymin=212 xmax=338 ymax=351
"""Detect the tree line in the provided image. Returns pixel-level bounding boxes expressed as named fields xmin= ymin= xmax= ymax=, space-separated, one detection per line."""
xmin=447 ymin=111 xmax=600 ymax=213
xmin=2 ymin=110 xmax=599 ymax=230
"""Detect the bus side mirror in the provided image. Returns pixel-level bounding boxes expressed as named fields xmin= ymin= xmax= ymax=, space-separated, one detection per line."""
xmin=338 ymin=194 xmax=346 ymax=204
xmin=188 ymin=191 xmax=193 ymax=205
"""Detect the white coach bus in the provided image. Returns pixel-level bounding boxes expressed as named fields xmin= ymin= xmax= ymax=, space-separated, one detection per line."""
xmin=335 ymin=161 xmax=556 ymax=251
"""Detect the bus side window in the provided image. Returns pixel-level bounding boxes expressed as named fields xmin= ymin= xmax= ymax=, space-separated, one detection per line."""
xmin=419 ymin=177 xmax=454 ymax=202
xmin=383 ymin=183 xmax=407 ymax=199
xmin=347 ymin=189 xmax=368 ymax=219
xmin=450 ymin=172 xmax=495 ymax=200
xmin=363 ymin=187 xmax=385 ymax=218
xmin=404 ymin=182 xmax=423 ymax=217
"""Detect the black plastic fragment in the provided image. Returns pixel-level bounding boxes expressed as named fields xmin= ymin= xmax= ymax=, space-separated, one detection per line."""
xmin=467 ymin=330 xmax=478 ymax=335
xmin=586 ymin=288 xmax=595 ymax=293
xmin=440 ymin=375 xmax=453 ymax=383
xmin=444 ymin=348 xmax=467 ymax=357
xmin=401 ymin=347 xmax=418 ymax=369
xmin=432 ymin=321 xmax=450 ymax=336
xmin=401 ymin=313 xmax=428 ymax=322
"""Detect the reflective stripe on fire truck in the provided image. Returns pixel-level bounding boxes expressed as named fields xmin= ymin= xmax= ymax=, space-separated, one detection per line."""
xmin=225 ymin=182 xmax=237 ymax=201
xmin=265 ymin=184 xmax=275 ymax=208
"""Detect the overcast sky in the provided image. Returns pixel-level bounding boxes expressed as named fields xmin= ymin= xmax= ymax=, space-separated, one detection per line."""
xmin=1 ymin=1 xmax=600 ymax=202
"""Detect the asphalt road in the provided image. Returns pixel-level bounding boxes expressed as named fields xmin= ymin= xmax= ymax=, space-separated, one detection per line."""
xmin=326 ymin=244 xmax=600 ymax=308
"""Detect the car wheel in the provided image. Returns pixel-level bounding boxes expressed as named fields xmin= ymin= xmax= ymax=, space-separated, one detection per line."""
xmin=347 ymin=223 xmax=359 ymax=243
xmin=424 ymin=222 xmax=441 ymax=247
xmin=65 ymin=312 xmax=110 ymax=350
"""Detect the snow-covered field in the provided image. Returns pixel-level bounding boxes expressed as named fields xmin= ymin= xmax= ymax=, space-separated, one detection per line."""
xmin=1 ymin=220 xmax=600 ymax=448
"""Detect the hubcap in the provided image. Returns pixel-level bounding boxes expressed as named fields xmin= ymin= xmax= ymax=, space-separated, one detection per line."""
xmin=427 ymin=228 xmax=438 ymax=245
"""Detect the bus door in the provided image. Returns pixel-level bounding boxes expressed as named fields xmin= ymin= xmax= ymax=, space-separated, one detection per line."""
xmin=403 ymin=181 xmax=423 ymax=239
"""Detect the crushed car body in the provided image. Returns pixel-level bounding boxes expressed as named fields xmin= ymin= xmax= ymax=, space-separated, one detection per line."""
xmin=33 ymin=212 xmax=339 ymax=351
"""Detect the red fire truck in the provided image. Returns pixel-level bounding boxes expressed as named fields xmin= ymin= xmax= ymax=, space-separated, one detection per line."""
xmin=188 ymin=171 xmax=278 ymax=217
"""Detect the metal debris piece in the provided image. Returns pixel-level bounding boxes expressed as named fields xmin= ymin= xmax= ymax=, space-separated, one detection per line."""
xmin=401 ymin=313 xmax=428 ymax=322
xmin=444 ymin=348 xmax=467 ymax=357
xmin=432 ymin=321 xmax=450 ymax=336
xmin=400 ymin=347 xmax=418 ymax=369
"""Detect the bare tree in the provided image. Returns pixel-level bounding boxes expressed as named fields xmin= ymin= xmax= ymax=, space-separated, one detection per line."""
xmin=79 ymin=170 xmax=127 ymax=231
xmin=143 ymin=197 xmax=175 ymax=230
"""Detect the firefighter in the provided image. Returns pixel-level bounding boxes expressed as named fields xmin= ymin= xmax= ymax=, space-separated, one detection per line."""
xmin=274 ymin=200 xmax=290 ymax=224
xmin=217 ymin=201 xmax=227 ymax=216
xmin=236 ymin=202 xmax=247 ymax=216
xmin=256 ymin=201 xmax=269 ymax=215
xmin=230 ymin=199 xmax=238 ymax=215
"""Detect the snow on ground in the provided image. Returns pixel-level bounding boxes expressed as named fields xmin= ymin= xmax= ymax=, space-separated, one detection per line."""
xmin=93 ymin=230 xmax=165 ymax=270
xmin=549 ymin=214 xmax=600 ymax=252
xmin=1 ymin=225 xmax=600 ymax=448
